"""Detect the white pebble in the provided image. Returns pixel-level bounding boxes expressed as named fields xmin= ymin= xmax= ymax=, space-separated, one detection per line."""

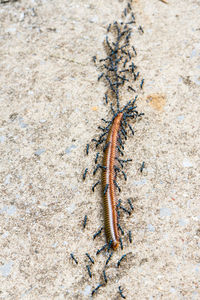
xmin=0 ymin=261 xmax=13 ymax=277
xmin=0 ymin=136 xmax=6 ymax=143
xmin=147 ymin=224 xmax=155 ymax=232
xmin=182 ymin=158 xmax=193 ymax=168
xmin=160 ymin=207 xmax=171 ymax=217
xmin=177 ymin=115 xmax=184 ymax=122
xmin=83 ymin=285 xmax=91 ymax=296
xmin=178 ymin=219 xmax=188 ymax=227
xmin=133 ymin=179 xmax=147 ymax=186
xmin=35 ymin=149 xmax=45 ymax=156
xmin=4 ymin=174 xmax=11 ymax=185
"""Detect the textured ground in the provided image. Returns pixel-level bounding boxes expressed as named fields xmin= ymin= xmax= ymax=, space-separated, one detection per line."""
xmin=0 ymin=0 xmax=200 ymax=299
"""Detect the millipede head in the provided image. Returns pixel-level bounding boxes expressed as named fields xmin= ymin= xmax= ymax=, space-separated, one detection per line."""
xmin=112 ymin=240 xmax=119 ymax=250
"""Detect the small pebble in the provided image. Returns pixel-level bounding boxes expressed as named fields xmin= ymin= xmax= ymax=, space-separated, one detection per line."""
xmin=35 ymin=149 xmax=45 ymax=156
xmin=182 ymin=158 xmax=193 ymax=168
xmin=147 ymin=224 xmax=155 ymax=232
xmin=65 ymin=145 xmax=76 ymax=154
xmin=0 ymin=261 xmax=13 ymax=277
xmin=133 ymin=179 xmax=146 ymax=186
xmin=160 ymin=207 xmax=171 ymax=217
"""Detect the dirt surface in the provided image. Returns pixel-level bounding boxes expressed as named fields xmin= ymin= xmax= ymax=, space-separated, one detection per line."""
xmin=0 ymin=0 xmax=200 ymax=299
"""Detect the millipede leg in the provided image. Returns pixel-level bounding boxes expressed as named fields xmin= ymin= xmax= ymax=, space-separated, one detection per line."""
xmin=92 ymin=181 xmax=101 ymax=192
xmin=118 ymin=286 xmax=126 ymax=299
xmin=140 ymin=161 xmax=145 ymax=172
xmin=117 ymin=254 xmax=127 ymax=267
xmin=83 ymin=168 xmax=88 ymax=180
xmin=83 ymin=215 xmax=87 ymax=228
xmin=127 ymin=198 xmax=134 ymax=211
xmin=91 ymin=284 xmax=103 ymax=296
xmin=70 ymin=253 xmax=78 ymax=265
xmin=86 ymin=265 xmax=92 ymax=278
xmin=96 ymin=243 xmax=107 ymax=255
xmin=86 ymin=144 xmax=89 ymax=155
xmin=104 ymin=184 xmax=109 ymax=195
xmin=86 ymin=253 xmax=94 ymax=264
xmin=95 ymin=152 xmax=100 ymax=164
xmin=93 ymin=227 xmax=103 ymax=239
xmin=103 ymin=270 xmax=107 ymax=283
xmin=105 ymin=252 xmax=113 ymax=266
xmin=114 ymin=180 xmax=121 ymax=192
xmin=119 ymin=237 xmax=123 ymax=250
xmin=128 ymin=230 xmax=132 ymax=243
xmin=118 ymin=223 xmax=124 ymax=235
xmin=122 ymin=170 xmax=127 ymax=181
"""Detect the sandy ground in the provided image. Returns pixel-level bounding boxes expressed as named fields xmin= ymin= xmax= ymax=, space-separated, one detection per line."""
xmin=0 ymin=0 xmax=200 ymax=299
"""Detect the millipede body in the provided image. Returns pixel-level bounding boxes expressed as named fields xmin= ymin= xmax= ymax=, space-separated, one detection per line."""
xmin=102 ymin=112 xmax=124 ymax=250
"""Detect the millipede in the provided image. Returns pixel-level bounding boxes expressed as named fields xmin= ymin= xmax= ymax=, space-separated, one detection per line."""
xmin=101 ymin=100 xmax=140 ymax=250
